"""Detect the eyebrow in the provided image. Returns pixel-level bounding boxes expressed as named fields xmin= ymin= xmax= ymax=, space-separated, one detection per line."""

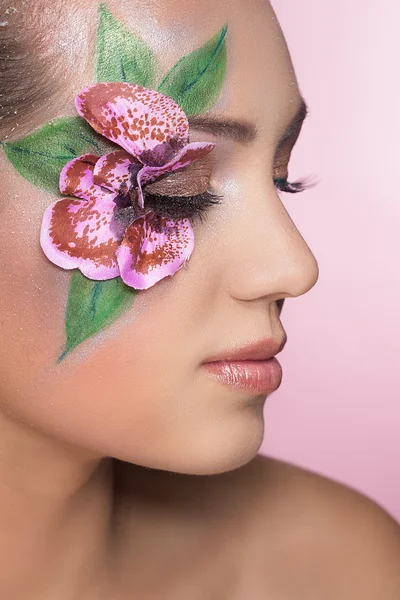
xmin=188 ymin=98 xmax=308 ymax=147
xmin=188 ymin=115 xmax=257 ymax=143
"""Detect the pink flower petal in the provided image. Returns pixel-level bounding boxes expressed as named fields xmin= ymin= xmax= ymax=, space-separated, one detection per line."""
xmin=59 ymin=154 xmax=112 ymax=202
xmin=93 ymin=149 xmax=140 ymax=193
xmin=75 ymin=82 xmax=189 ymax=160
xmin=40 ymin=194 xmax=121 ymax=280
xmin=116 ymin=212 xmax=194 ymax=289
xmin=136 ymin=142 xmax=215 ymax=208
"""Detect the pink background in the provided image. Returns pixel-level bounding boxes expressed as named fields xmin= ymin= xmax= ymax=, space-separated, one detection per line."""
xmin=261 ymin=0 xmax=400 ymax=521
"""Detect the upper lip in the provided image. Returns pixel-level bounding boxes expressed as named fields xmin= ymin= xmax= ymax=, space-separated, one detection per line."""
xmin=203 ymin=334 xmax=287 ymax=363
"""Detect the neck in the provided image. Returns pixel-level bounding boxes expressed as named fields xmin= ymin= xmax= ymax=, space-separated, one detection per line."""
xmin=0 ymin=414 xmax=242 ymax=599
xmin=0 ymin=413 xmax=114 ymax=599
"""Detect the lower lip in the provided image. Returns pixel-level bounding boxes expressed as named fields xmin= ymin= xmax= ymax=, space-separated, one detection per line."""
xmin=201 ymin=358 xmax=283 ymax=395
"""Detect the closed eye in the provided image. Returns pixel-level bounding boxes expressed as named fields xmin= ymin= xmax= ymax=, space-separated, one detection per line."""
xmin=143 ymin=190 xmax=222 ymax=223
xmin=143 ymin=177 xmax=312 ymax=227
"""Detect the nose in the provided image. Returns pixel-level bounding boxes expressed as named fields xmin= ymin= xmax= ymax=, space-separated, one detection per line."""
xmin=225 ymin=180 xmax=319 ymax=303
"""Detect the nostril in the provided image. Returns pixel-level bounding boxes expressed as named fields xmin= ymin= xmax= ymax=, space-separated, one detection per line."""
xmin=277 ymin=298 xmax=285 ymax=313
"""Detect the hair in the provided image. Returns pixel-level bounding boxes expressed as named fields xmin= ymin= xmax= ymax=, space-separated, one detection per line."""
xmin=0 ymin=1 xmax=66 ymax=142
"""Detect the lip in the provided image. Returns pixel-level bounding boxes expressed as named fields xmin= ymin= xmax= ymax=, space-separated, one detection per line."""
xmin=201 ymin=335 xmax=286 ymax=396
xmin=202 ymin=335 xmax=287 ymax=363
xmin=202 ymin=358 xmax=283 ymax=395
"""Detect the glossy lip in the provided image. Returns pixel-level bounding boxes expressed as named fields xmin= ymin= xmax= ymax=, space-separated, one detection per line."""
xmin=202 ymin=358 xmax=283 ymax=396
xmin=202 ymin=334 xmax=287 ymax=364
xmin=201 ymin=334 xmax=287 ymax=396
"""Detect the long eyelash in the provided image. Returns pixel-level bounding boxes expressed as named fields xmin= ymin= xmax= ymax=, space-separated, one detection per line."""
xmin=274 ymin=177 xmax=313 ymax=194
xmin=143 ymin=176 xmax=315 ymax=223
xmin=143 ymin=190 xmax=222 ymax=224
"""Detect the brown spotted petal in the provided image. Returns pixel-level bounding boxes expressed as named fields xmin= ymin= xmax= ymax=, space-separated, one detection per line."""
xmin=75 ymin=82 xmax=190 ymax=161
xmin=40 ymin=193 xmax=120 ymax=280
xmin=93 ymin=148 xmax=140 ymax=193
xmin=116 ymin=212 xmax=194 ymax=289
xmin=59 ymin=154 xmax=110 ymax=201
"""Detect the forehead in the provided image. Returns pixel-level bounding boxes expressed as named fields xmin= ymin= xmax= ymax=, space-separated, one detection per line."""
xmin=6 ymin=0 xmax=300 ymax=143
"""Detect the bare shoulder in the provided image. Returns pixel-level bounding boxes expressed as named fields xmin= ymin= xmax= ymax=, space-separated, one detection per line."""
xmin=243 ymin=454 xmax=400 ymax=598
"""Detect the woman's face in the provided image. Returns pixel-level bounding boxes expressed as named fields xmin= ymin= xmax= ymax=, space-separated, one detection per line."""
xmin=0 ymin=0 xmax=318 ymax=474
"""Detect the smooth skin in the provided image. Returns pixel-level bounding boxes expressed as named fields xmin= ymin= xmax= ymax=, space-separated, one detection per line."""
xmin=0 ymin=0 xmax=399 ymax=598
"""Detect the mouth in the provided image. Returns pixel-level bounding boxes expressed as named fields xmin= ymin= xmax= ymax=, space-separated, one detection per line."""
xmin=201 ymin=335 xmax=287 ymax=396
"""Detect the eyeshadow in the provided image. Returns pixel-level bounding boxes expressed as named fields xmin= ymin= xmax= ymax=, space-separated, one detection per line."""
xmin=144 ymin=154 xmax=213 ymax=197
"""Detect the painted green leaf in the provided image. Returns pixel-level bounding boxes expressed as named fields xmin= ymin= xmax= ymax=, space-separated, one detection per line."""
xmin=2 ymin=17 xmax=230 ymax=361
xmin=157 ymin=24 xmax=228 ymax=116
xmin=59 ymin=271 xmax=137 ymax=361
xmin=96 ymin=3 xmax=157 ymax=87
xmin=2 ymin=117 xmax=111 ymax=193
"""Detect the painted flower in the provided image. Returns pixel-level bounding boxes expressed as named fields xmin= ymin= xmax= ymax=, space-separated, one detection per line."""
xmin=40 ymin=82 xmax=215 ymax=290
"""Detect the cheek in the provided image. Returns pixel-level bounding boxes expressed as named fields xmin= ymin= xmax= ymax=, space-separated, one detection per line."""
xmin=0 ymin=169 xmax=239 ymax=468
xmin=0 ymin=196 xmax=219 ymax=462
xmin=0 ymin=269 xmax=195 ymax=461
xmin=0 ymin=177 xmax=71 ymax=410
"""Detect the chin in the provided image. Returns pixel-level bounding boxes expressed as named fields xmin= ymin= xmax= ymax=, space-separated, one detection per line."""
xmin=158 ymin=402 xmax=266 ymax=476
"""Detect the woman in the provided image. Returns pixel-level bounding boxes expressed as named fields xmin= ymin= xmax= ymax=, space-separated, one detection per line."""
xmin=0 ymin=0 xmax=399 ymax=597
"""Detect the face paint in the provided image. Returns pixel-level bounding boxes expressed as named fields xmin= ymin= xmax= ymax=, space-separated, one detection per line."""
xmin=40 ymin=82 xmax=216 ymax=290
xmin=2 ymin=4 xmax=228 ymax=360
